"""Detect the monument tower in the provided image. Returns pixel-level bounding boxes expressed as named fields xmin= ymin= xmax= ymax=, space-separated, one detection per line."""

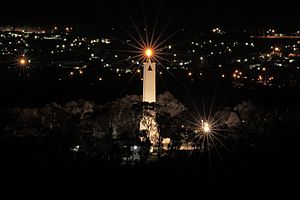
xmin=140 ymin=48 xmax=158 ymax=145
xmin=143 ymin=48 xmax=156 ymax=103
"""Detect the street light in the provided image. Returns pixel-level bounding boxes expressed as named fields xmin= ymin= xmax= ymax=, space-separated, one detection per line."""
xmin=201 ymin=120 xmax=211 ymax=133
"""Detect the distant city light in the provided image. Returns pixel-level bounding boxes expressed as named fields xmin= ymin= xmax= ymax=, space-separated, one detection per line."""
xmin=19 ymin=58 xmax=27 ymax=65
xmin=71 ymin=145 xmax=80 ymax=152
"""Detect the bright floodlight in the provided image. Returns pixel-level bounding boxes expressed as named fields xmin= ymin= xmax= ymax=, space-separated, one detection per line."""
xmin=203 ymin=122 xmax=210 ymax=133
xmin=19 ymin=58 xmax=27 ymax=65
xmin=145 ymin=48 xmax=153 ymax=58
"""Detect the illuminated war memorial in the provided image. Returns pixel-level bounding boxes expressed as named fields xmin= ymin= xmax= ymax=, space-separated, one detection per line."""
xmin=140 ymin=48 xmax=159 ymax=146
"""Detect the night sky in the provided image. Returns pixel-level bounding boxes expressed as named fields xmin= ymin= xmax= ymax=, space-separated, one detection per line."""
xmin=1 ymin=0 xmax=299 ymax=30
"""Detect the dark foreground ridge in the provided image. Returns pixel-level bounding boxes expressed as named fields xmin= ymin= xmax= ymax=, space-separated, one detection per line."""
xmin=0 ymin=131 xmax=299 ymax=197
